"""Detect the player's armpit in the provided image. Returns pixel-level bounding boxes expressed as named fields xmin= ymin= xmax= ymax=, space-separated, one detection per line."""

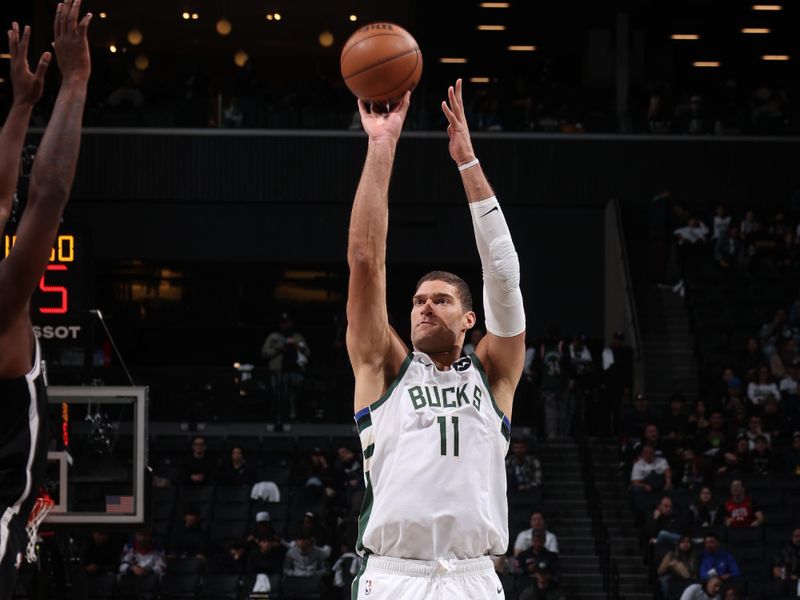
xmin=475 ymin=331 xmax=526 ymax=417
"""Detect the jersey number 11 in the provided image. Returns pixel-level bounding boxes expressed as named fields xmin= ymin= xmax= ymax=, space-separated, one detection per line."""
xmin=437 ymin=416 xmax=460 ymax=457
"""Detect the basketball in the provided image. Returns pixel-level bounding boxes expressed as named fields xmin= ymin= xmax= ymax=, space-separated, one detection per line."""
xmin=340 ymin=23 xmax=423 ymax=105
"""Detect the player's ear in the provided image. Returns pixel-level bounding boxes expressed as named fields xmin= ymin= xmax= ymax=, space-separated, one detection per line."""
xmin=463 ymin=310 xmax=477 ymax=331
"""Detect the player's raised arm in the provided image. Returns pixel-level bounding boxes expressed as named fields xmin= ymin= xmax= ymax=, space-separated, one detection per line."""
xmin=346 ymin=92 xmax=412 ymax=411
xmin=0 ymin=23 xmax=50 ymax=234
xmin=0 ymin=0 xmax=91 ymax=333
xmin=441 ymin=78 xmax=526 ymax=417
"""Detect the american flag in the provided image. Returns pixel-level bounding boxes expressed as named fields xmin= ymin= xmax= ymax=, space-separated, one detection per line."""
xmin=106 ymin=495 xmax=134 ymax=514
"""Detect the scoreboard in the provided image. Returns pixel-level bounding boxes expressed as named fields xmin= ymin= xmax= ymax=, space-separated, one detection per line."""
xmin=2 ymin=228 xmax=89 ymax=346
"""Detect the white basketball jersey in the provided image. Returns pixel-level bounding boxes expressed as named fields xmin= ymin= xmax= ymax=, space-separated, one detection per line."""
xmin=354 ymin=351 xmax=511 ymax=560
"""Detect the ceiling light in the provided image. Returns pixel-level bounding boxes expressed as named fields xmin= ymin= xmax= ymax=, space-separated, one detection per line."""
xmin=0 ymin=53 xmax=10 ymax=59
xmin=109 ymin=44 xmax=118 ymax=54
xmin=181 ymin=12 xmax=190 ymax=20
xmin=751 ymin=4 xmax=782 ymax=10
xmin=273 ymin=13 xmax=282 ymax=21
xmin=507 ymin=45 xmax=536 ymax=51
xmin=439 ymin=57 xmax=468 ymax=64
xmin=127 ymin=29 xmax=143 ymax=45
xmin=216 ymin=18 xmax=232 ymax=35
xmin=319 ymin=30 xmax=334 ymax=48
xmin=692 ymin=61 xmax=720 ymax=67
xmin=470 ymin=77 xmax=491 ymax=83
xmin=477 ymin=25 xmax=506 ymax=31
xmin=191 ymin=13 xmax=199 ymax=20
xmin=234 ymin=50 xmax=249 ymax=67
xmin=762 ymin=54 xmax=790 ymax=60
xmin=480 ymin=2 xmax=511 ymax=7
xmin=134 ymin=54 xmax=149 ymax=71
xmin=349 ymin=14 xmax=358 ymax=22
xmin=670 ymin=34 xmax=700 ymax=40
xmin=99 ymin=12 xmax=107 ymax=19
xmin=741 ymin=28 xmax=770 ymax=33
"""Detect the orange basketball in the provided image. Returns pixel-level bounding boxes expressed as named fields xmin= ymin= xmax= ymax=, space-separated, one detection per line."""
xmin=340 ymin=23 xmax=423 ymax=105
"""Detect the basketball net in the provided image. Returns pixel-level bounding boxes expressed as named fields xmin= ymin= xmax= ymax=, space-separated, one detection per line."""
xmin=25 ymin=492 xmax=54 ymax=563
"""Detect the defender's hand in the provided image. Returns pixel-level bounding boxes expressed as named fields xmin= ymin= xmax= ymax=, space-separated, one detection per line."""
xmin=358 ymin=91 xmax=411 ymax=144
xmin=8 ymin=22 xmax=50 ymax=106
xmin=53 ymin=0 xmax=92 ymax=83
xmin=441 ymin=78 xmax=476 ymax=165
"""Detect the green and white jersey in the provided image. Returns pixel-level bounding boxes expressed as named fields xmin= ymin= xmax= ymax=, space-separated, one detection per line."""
xmin=354 ymin=351 xmax=511 ymax=561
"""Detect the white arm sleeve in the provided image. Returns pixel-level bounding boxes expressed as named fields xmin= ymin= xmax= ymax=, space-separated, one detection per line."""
xmin=469 ymin=196 xmax=526 ymax=337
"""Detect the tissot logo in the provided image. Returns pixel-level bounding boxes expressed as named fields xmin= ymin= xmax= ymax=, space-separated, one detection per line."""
xmin=33 ymin=325 xmax=82 ymax=340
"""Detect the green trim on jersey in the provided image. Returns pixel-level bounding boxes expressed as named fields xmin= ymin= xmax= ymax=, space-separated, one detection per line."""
xmin=356 ymin=411 xmax=372 ymax=433
xmin=363 ymin=443 xmax=375 ymax=460
xmin=356 ymin=471 xmax=375 ymax=554
xmin=470 ymin=352 xmax=511 ymax=441
xmin=369 ymin=352 xmax=414 ymax=412
xmin=350 ymin=554 xmax=369 ymax=600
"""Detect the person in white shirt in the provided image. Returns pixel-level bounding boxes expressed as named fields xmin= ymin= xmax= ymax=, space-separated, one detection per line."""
xmin=747 ymin=365 xmax=781 ymax=406
xmin=631 ymin=445 xmax=673 ymax=492
xmin=674 ymin=217 xmax=709 ymax=245
xmin=712 ymin=205 xmax=731 ymax=241
xmin=680 ymin=576 xmax=721 ymax=600
xmin=513 ymin=511 xmax=559 ymax=556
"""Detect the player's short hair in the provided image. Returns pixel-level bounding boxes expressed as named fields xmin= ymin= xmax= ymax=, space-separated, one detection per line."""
xmin=415 ymin=271 xmax=473 ymax=312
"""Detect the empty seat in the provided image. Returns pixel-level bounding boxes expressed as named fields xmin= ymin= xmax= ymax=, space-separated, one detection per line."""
xmin=282 ymin=575 xmax=323 ymax=599
xmin=179 ymin=485 xmax=215 ymax=505
xmin=216 ymin=485 xmax=251 ymax=505
xmin=118 ymin=572 xmax=159 ymax=600
xmin=726 ymin=527 xmax=763 ymax=545
xmin=86 ymin=573 xmax=117 ymax=599
xmin=159 ymin=574 xmax=200 ymax=600
xmin=165 ymin=557 xmax=203 ymax=576
xmin=213 ymin=502 xmax=250 ymax=522
xmin=199 ymin=574 xmax=240 ymax=600
xmin=747 ymin=578 xmax=787 ymax=599
xmin=210 ymin=520 xmax=249 ymax=544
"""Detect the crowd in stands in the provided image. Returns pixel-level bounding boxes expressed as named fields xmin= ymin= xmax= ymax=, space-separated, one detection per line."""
xmin=627 ymin=197 xmax=800 ymax=598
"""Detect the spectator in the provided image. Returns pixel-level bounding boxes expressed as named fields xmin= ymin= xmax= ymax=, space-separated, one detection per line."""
xmin=247 ymin=512 xmax=284 ymax=550
xmin=506 ymin=440 xmax=543 ymax=493
xmin=247 ymin=534 xmax=286 ymax=576
xmin=711 ymin=205 xmax=732 ymax=242
xmin=646 ymin=496 xmax=688 ymax=546
xmin=723 ymin=479 xmax=764 ymax=528
xmin=716 ymin=436 xmax=751 ymax=478
xmin=771 ymin=337 xmax=798 ymax=378
xmin=748 ymin=435 xmax=777 ymax=475
xmin=516 ymin=531 xmax=561 ymax=582
xmin=514 ymin=511 xmax=559 ymax=556
xmin=700 ymin=411 xmax=727 ymax=454
xmin=169 ymin=505 xmax=209 ymax=559
xmin=462 ymin=328 xmax=484 ymax=357
xmin=674 ymin=216 xmax=710 ymax=246
xmin=762 ymin=398 xmax=787 ymax=442
xmin=645 ymin=93 xmax=672 ymax=134
xmin=658 ymin=535 xmax=698 ymax=597
xmin=773 ymin=527 xmax=800 ymax=581
xmin=334 ymin=445 xmax=364 ymax=509
xmin=217 ymin=445 xmax=255 ymax=486
xmin=744 ymin=415 xmax=771 ymax=449
xmin=298 ymin=511 xmax=332 ymax=557
xmin=82 ymin=530 xmax=118 ymax=575
xmin=689 ymin=486 xmax=724 ymax=533
xmin=738 ymin=337 xmax=763 ymax=382
xmin=675 ymin=448 xmax=709 ymax=491
xmin=786 ymin=432 xmax=800 ymax=475
xmin=688 ymin=400 xmax=710 ymax=439
xmin=760 ymin=309 xmax=789 ymax=358
xmin=180 ymin=436 xmax=215 ymax=485
xmin=332 ymin=543 xmax=361 ymax=596
xmin=621 ymin=393 xmax=658 ymax=443
xmin=740 ymin=210 xmax=758 ymax=241
xmin=631 ymin=444 xmax=673 ymax=493
xmin=780 ymin=358 xmax=800 ymax=402
xmin=119 ymin=529 xmax=166 ymax=578
xmin=518 ymin=560 xmax=566 ymax=600
xmin=715 ymin=226 xmax=745 ymax=268
xmin=680 ymin=576 xmax=722 ymax=600
xmin=748 ymin=365 xmax=781 ymax=407
xmin=296 ymin=447 xmax=335 ymax=490
xmin=601 ymin=331 xmax=633 ymax=435
xmin=261 ymin=313 xmax=310 ymax=421
xmin=283 ymin=533 xmax=327 ymax=577
xmin=539 ymin=328 xmax=567 ymax=439
xmin=699 ymin=532 xmax=740 ymax=581
xmin=663 ymin=393 xmax=690 ymax=443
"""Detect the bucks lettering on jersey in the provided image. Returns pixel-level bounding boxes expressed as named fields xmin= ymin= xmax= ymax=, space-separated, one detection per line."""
xmin=540 ymin=342 xmax=564 ymax=390
xmin=353 ymin=351 xmax=510 ymax=560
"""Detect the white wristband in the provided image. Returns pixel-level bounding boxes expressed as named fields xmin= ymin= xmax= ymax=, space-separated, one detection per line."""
xmin=458 ymin=158 xmax=480 ymax=172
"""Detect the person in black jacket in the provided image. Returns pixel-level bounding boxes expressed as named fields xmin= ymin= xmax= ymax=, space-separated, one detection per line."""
xmin=217 ymin=446 xmax=255 ymax=486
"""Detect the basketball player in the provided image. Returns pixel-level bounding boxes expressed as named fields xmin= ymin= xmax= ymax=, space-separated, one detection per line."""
xmin=346 ymin=78 xmax=526 ymax=599
xmin=0 ymin=2 xmax=92 ymax=596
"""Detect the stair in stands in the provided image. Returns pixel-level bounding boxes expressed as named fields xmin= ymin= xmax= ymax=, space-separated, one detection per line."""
xmin=536 ymin=439 xmax=619 ymax=599
xmin=586 ymin=437 xmax=654 ymax=600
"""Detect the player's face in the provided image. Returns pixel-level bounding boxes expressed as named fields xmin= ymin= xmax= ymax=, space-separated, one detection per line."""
xmin=410 ymin=280 xmax=476 ymax=354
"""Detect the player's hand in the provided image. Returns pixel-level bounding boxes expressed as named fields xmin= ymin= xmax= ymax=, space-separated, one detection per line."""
xmin=8 ymin=22 xmax=50 ymax=106
xmin=358 ymin=91 xmax=411 ymax=144
xmin=441 ymin=78 xmax=476 ymax=166
xmin=53 ymin=0 xmax=92 ymax=83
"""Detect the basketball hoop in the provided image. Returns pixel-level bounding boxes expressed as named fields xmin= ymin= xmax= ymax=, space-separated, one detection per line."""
xmin=25 ymin=492 xmax=55 ymax=563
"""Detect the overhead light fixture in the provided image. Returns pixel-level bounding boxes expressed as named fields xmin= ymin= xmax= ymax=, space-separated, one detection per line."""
xmin=349 ymin=14 xmax=358 ymax=22
xmin=134 ymin=54 xmax=149 ymax=71
xmin=216 ymin=18 xmax=232 ymax=35
xmin=439 ymin=57 xmax=468 ymax=64
xmin=319 ymin=30 xmax=334 ymax=48
xmin=470 ymin=77 xmax=491 ymax=83
xmin=191 ymin=12 xmax=199 ymax=20
xmin=109 ymin=44 xmax=118 ymax=53
xmin=762 ymin=54 xmax=790 ymax=60
xmin=181 ymin=12 xmax=190 ymax=20
xmin=507 ymin=45 xmax=536 ymax=51
xmin=751 ymin=4 xmax=782 ymax=9
xmin=670 ymin=34 xmax=700 ymax=40
xmin=477 ymin=25 xmax=506 ymax=31
xmin=99 ymin=12 xmax=108 ymax=19
xmin=234 ymin=50 xmax=249 ymax=67
xmin=273 ymin=12 xmax=282 ymax=20
xmin=127 ymin=29 xmax=143 ymax=45
xmin=692 ymin=61 xmax=720 ymax=67
xmin=480 ymin=2 xmax=511 ymax=7
xmin=741 ymin=27 xmax=770 ymax=33
xmin=266 ymin=13 xmax=273 ymax=20
xmin=0 ymin=53 xmax=10 ymax=59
